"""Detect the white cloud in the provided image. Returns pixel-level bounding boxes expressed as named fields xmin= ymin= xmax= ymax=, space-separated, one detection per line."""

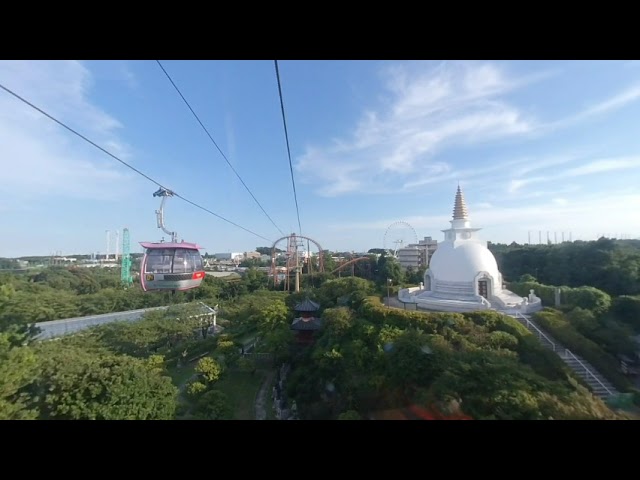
xmin=580 ymin=85 xmax=640 ymax=117
xmin=508 ymin=178 xmax=533 ymax=193
xmin=297 ymin=62 xmax=640 ymax=199
xmin=296 ymin=61 xmax=541 ymax=197
xmin=328 ymin=190 xmax=640 ymax=246
xmin=477 ymin=202 xmax=493 ymax=209
xmin=562 ymin=157 xmax=640 ymax=176
xmin=0 ymin=60 xmax=135 ymax=203
xmin=544 ymin=83 xmax=640 ymax=131
xmin=504 ymin=185 xmax=580 ymax=201
xmin=507 ymin=155 xmax=640 ymax=193
xmin=119 ymin=61 xmax=138 ymax=89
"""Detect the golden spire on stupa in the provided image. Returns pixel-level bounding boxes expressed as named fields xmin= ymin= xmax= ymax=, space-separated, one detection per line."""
xmin=452 ymin=184 xmax=469 ymax=220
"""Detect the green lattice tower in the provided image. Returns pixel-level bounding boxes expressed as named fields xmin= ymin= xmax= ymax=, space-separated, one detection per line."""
xmin=121 ymin=227 xmax=133 ymax=287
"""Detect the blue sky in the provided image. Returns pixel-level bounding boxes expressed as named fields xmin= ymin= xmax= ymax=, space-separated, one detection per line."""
xmin=1 ymin=60 xmax=640 ymax=258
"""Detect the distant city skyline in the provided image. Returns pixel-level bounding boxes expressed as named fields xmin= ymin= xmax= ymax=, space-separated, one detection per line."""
xmin=2 ymin=60 xmax=640 ymax=257
xmin=10 ymin=231 xmax=638 ymax=260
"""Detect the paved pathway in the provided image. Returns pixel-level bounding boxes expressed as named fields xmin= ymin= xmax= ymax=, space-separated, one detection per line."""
xmin=254 ymin=370 xmax=277 ymax=420
xmin=386 ymin=295 xmax=416 ymax=310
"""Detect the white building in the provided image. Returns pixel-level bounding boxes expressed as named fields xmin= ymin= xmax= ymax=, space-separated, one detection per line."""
xmin=399 ymin=186 xmax=542 ymax=314
xmin=397 ymin=247 xmax=422 ymax=269
xmin=397 ymin=236 xmax=438 ymax=269
xmin=214 ymin=252 xmax=243 ymax=261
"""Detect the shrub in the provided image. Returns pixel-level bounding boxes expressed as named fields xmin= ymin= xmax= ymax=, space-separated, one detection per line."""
xmin=509 ymin=281 xmax=611 ymax=315
xmin=508 ymin=281 xmax=558 ymax=307
xmin=337 ymin=409 xmax=361 ymax=420
xmin=464 ymin=311 xmax=585 ymax=388
xmin=195 ymin=357 xmax=223 ymax=384
xmin=488 ymin=331 xmax=519 ymax=350
xmin=358 ymin=297 xmax=465 ymax=333
xmin=611 ymin=296 xmax=640 ymax=331
xmin=186 ymin=381 xmax=207 ymax=398
xmin=193 ymin=390 xmax=233 ymax=420
xmin=563 ymin=286 xmax=611 ymax=315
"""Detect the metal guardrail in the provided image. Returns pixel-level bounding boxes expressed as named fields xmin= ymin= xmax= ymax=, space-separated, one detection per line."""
xmin=564 ymin=349 xmax=614 ymax=396
xmin=34 ymin=303 xmax=217 ymax=340
xmin=514 ymin=312 xmax=556 ymax=352
xmin=512 ymin=314 xmax=614 ymax=397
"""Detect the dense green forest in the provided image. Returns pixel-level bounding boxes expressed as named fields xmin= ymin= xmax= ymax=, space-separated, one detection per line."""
xmin=489 ymin=239 xmax=640 ymax=393
xmin=1 ymin=239 xmax=639 ymax=420
xmin=0 ymin=266 xmax=268 ymax=330
xmin=489 ymin=238 xmax=640 ymax=297
xmin=286 ymin=295 xmax=625 ymax=419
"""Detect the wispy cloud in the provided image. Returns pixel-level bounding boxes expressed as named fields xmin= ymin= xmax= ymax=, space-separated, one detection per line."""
xmin=563 ymin=157 xmax=640 ymax=176
xmin=581 ymin=85 xmax=640 ymax=117
xmin=296 ymin=61 xmax=545 ymax=197
xmin=543 ymin=83 xmax=640 ymax=131
xmin=119 ymin=61 xmax=138 ymax=89
xmin=0 ymin=60 xmax=135 ymax=204
xmin=507 ymin=155 xmax=640 ymax=193
xmin=297 ymin=61 xmax=640 ymax=199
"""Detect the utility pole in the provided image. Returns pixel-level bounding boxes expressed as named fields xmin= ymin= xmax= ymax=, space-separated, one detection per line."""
xmin=295 ymin=246 xmax=300 ymax=293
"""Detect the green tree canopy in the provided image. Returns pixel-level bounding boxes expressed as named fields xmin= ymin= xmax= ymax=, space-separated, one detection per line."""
xmin=31 ymin=343 xmax=178 ymax=420
xmin=0 ymin=327 xmax=39 ymax=419
xmin=195 ymin=357 xmax=223 ymax=384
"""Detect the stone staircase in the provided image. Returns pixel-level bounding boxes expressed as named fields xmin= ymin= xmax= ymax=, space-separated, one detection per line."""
xmin=509 ymin=313 xmax=619 ymax=399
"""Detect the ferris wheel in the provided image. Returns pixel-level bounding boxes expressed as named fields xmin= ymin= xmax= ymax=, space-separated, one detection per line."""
xmin=383 ymin=221 xmax=419 ymax=256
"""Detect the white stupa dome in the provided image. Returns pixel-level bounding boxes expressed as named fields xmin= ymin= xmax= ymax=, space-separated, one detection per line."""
xmin=428 ymin=241 xmax=500 ymax=283
xmin=400 ymin=185 xmax=542 ymax=314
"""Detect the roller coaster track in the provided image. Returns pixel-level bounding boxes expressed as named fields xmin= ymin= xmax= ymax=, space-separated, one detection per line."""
xmin=270 ymin=233 xmax=324 ymax=290
xmin=330 ymin=257 xmax=370 ymax=274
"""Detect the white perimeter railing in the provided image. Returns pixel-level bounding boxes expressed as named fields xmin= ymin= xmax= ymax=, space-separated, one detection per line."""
xmin=564 ymin=349 xmax=614 ymax=396
xmin=513 ymin=312 xmax=556 ymax=352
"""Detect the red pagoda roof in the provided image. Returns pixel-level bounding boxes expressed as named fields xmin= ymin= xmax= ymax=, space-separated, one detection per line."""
xmin=291 ymin=317 xmax=323 ymax=331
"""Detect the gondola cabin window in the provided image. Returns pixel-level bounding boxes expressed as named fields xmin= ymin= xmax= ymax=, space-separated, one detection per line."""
xmin=172 ymin=249 xmax=188 ymax=274
xmin=189 ymin=250 xmax=204 ymax=271
xmin=145 ymin=248 xmax=175 ymax=274
xmin=144 ymin=248 xmax=204 ymax=274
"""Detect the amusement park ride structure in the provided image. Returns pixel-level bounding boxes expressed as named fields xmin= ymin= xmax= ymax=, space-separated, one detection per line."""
xmin=270 ymin=233 xmax=324 ymax=292
xmin=331 ymin=256 xmax=371 ymax=277
xmin=383 ymin=221 xmax=419 ymax=256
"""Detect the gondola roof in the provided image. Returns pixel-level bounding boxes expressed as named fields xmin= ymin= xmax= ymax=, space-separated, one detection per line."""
xmin=140 ymin=241 xmax=203 ymax=250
